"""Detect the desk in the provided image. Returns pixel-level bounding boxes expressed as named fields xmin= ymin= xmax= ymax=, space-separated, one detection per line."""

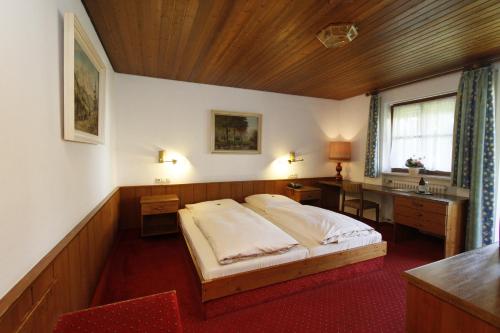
xmin=317 ymin=180 xmax=468 ymax=257
xmin=403 ymin=243 xmax=500 ymax=332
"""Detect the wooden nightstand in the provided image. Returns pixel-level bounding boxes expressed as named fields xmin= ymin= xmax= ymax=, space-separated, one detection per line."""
xmin=286 ymin=186 xmax=322 ymax=205
xmin=140 ymin=194 xmax=179 ymax=237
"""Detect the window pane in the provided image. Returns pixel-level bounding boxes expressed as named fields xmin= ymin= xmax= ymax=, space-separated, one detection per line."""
xmin=390 ymin=96 xmax=455 ymax=172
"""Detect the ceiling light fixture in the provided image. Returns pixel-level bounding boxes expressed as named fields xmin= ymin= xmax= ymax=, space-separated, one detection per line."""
xmin=316 ymin=23 xmax=358 ymax=48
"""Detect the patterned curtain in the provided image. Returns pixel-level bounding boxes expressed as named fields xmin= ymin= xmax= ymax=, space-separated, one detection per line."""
xmin=451 ymin=65 xmax=496 ymax=250
xmin=364 ymin=94 xmax=381 ymax=178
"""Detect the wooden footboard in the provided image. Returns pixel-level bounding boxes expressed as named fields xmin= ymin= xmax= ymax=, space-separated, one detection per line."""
xmin=181 ymin=220 xmax=387 ymax=302
xmin=201 ymin=242 xmax=386 ymax=301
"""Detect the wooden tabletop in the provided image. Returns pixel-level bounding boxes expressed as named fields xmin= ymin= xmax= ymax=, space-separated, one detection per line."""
xmin=288 ymin=186 xmax=321 ymax=192
xmin=317 ymin=180 xmax=467 ymax=204
xmin=403 ymin=243 xmax=500 ymax=328
xmin=140 ymin=194 xmax=179 ymax=204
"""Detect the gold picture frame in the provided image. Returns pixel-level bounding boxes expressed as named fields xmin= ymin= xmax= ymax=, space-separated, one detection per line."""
xmin=63 ymin=13 xmax=106 ymax=144
xmin=211 ymin=110 xmax=262 ymax=154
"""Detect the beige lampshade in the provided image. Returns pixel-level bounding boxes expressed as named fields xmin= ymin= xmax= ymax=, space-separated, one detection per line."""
xmin=329 ymin=141 xmax=351 ymax=161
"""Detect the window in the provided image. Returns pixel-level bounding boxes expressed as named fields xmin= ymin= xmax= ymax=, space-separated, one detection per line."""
xmin=390 ymin=93 xmax=456 ymax=174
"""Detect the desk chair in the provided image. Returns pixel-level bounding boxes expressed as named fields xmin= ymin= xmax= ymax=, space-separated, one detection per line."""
xmin=341 ymin=182 xmax=380 ymax=223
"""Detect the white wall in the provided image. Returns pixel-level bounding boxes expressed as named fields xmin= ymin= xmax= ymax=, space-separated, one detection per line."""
xmin=0 ymin=1 xmax=116 ymax=299
xmin=114 ymin=74 xmax=339 ymax=185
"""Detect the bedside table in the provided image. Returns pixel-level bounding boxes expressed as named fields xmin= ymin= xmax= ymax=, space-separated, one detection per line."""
xmin=140 ymin=194 xmax=179 ymax=237
xmin=286 ymin=186 xmax=322 ymax=205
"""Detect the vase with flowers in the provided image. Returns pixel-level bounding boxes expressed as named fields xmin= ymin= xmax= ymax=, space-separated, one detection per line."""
xmin=405 ymin=156 xmax=424 ymax=176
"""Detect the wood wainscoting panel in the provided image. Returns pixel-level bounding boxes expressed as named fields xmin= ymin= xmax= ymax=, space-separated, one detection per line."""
xmin=0 ymin=188 xmax=120 ymax=333
xmin=193 ymin=183 xmax=208 ymax=204
xmin=119 ymin=177 xmax=335 ymax=230
xmin=119 ymin=186 xmax=136 ymax=230
xmin=206 ymin=183 xmax=221 ymax=201
xmin=219 ymin=182 xmax=232 ymax=200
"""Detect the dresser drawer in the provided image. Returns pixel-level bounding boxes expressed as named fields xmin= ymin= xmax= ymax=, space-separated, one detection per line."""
xmin=142 ymin=201 xmax=178 ymax=215
xmin=420 ymin=215 xmax=446 ymax=236
xmin=394 ymin=203 xmax=418 ymax=217
xmin=297 ymin=190 xmax=321 ymax=201
xmin=394 ymin=213 xmax=421 ymax=229
xmin=394 ymin=196 xmax=447 ymax=216
xmin=394 ymin=210 xmax=446 ymax=236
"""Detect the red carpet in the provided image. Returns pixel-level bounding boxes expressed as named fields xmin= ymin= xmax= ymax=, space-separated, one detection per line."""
xmin=203 ymin=256 xmax=384 ymax=319
xmin=96 ymin=224 xmax=443 ymax=333
xmin=56 ymin=291 xmax=182 ymax=333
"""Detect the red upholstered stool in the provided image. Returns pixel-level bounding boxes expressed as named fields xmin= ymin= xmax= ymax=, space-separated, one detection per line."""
xmin=54 ymin=291 xmax=182 ymax=333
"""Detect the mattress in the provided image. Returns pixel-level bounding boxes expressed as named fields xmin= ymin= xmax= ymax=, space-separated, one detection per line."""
xmin=178 ymin=208 xmax=308 ymax=281
xmin=243 ymin=203 xmax=383 ymax=257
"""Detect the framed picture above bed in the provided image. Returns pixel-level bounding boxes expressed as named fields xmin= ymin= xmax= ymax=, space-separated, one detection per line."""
xmin=63 ymin=13 xmax=106 ymax=144
xmin=211 ymin=110 xmax=262 ymax=154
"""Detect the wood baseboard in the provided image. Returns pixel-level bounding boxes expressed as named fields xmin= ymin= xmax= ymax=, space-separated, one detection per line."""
xmin=0 ymin=188 xmax=120 ymax=333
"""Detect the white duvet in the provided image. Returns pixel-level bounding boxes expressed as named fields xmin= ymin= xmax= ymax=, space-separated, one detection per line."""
xmin=266 ymin=204 xmax=374 ymax=245
xmin=193 ymin=207 xmax=298 ymax=265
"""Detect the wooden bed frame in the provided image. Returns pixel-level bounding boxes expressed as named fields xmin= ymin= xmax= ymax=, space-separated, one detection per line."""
xmin=180 ymin=221 xmax=387 ymax=302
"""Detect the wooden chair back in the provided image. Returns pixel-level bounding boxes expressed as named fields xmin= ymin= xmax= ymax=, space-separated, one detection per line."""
xmin=342 ymin=181 xmax=363 ymax=197
xmin=341 ymin=182 xmax=364 ymax=212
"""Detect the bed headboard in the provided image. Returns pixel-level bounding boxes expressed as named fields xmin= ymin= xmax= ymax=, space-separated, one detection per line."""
xmin=119 ymin=177 xmax=335 ymax=229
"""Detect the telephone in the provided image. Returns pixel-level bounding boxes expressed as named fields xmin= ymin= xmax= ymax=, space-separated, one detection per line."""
xmin=287 ymin=182 xmax=303 ymax=189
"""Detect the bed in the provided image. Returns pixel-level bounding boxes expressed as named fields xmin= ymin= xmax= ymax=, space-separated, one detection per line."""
xmin=179 ymin=208 xmax=308 ymax=281
xmin=243 ymin=203 xmax=383 ymax=256
xmin=243 ymin=193 xmax=383 ymax=255
xmin=179 ymin=197 xmax=387 ymax=302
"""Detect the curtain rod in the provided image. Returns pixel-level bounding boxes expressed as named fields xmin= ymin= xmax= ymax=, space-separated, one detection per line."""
xmin=365 ymin=56 xmax=500 ymax=96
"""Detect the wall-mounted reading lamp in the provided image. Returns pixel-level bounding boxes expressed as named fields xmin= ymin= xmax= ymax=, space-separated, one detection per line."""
xmin=288 ymin=151 xmax=304 ymax=164
xmin=158 ymin=150 xmax=177 ymax=164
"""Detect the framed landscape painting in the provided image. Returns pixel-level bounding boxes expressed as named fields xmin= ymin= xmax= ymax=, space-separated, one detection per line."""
xmin=211 ymin=110 xmax=262 ymax=154
xmin=64 ymin=13 xmax=106 ymax=144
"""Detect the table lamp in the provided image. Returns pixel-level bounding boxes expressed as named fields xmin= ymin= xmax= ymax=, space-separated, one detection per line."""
xmin=329 ymin=141 xmax=351 ymax=180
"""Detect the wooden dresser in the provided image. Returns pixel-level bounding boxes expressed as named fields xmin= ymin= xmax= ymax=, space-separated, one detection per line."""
xmin=403 ymin=244 xmax=500 ymax=332
xmin=317 ymin=181 xmax=468 ymax=258
xmin=393 ymin=195 xmax=466 ymax=257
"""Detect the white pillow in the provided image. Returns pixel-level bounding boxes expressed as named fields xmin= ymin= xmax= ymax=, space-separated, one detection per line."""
xmin=185 ymin=199 xmax=241 ymax=213
xmin=245 ymin=194 xmax=299 ymax=211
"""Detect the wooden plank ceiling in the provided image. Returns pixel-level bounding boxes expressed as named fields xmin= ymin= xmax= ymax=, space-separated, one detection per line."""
xmin=82 ymin=0 xmax=500 ymax=100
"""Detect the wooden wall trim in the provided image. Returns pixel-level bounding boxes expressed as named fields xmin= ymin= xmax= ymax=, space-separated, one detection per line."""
xmin=119 ymin=177 xmax=336 ymax=190
xmin=119 ymin=177 xmax=337 ymax=230
xmin=0 ymin=187 xmax=120 ymax=333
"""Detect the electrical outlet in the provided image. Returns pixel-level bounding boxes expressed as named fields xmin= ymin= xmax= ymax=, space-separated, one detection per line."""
xmin=154 ymin=178 xmax=170 ymax=184
xmin=288 ymin=173 xmax=298 ymax=179
xmin=154 ymin=178 xmax=162 ymax=184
